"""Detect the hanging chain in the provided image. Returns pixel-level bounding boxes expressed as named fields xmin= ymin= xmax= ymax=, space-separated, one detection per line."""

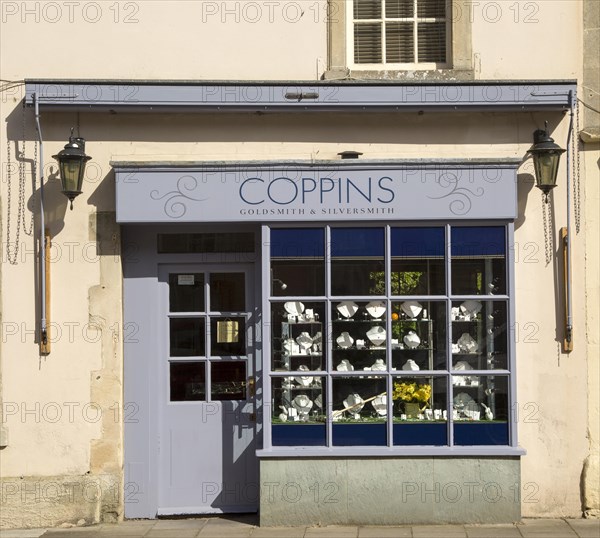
xmin=572 ymin=99 xmax=582 ymax=234
xmin=5 ymin=134 xmax=19 ymax=265
xmin=542 ymin=194 xmax=553 ymax=266
xmin=4 ymin=102 xmax=34 ymax=265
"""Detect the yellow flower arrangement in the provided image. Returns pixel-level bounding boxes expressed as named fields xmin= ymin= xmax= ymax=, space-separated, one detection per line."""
xmin=392 ymin=382 xmax=432 ymax=405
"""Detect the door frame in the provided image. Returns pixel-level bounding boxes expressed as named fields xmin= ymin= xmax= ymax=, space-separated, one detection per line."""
xmin=123 ymin=225 xmax=262 ymax=519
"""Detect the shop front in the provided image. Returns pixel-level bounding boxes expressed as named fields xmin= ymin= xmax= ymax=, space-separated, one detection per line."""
xmin=18 ymin=79 xmax=580 ymax=526
xmin=117 ymin=158 xmax=524 ymax=524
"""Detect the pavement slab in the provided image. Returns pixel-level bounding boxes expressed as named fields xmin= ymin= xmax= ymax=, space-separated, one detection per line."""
xmin=304 ymin=527 xmax=359 ymax=538
xmin=565 ymin=519 xmax=600 ymax=538
xmin=249 ymin=527 xmax=307 ymax=537
xmin=517 ymin=519 xmax=579 ymax=537
xmin=465 ymin=525 xmax=522 ymax=538
xmin=8 ymin=516 xmax=600 ymax=538
xmin=152 ymin=520 xmax=207 ymax=530
xmin=412 ymin=525 xmax=467 ymax=537
xmin=357 ymin=526 xmax=413 ymax=537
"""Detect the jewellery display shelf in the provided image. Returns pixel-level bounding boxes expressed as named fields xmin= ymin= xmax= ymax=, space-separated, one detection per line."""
xmin=271 ymin=302 xmax=326 ymax=425
xmin=450 ymin=301 xmax=509 ymax=424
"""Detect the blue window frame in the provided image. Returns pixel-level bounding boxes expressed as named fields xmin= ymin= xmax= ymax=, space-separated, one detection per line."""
xmin=265 ymin=224 xmax=514 ymax=452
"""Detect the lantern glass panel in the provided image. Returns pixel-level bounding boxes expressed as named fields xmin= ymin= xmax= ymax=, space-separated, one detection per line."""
xmin=533 ymin=153 xmax=560 ymax=188
xmin=59 ymin=160 xmax=84 ymax=193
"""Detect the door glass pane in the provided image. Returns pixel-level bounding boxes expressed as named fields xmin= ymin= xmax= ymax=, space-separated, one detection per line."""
xmin=211 ymin=317 xmax=246 ymax=356
xmin=270 ymin=228 xmax=325 ymax=296
xmin=169 ymin=273 xmax=204 ymax=312
xmin=391 ymin=227 xmax=445 ymax=295
xmin=451 ymin=227 xmax=506 ymax=295
xmin=210 ymin=273 xmax=245 ymax=312
xmin=211 ymin=361 xmax=247 ymax=400
xmin=331 ymin=228 xmax=385 ymax=296
xmin=170 ymin=318 xmax=205 ymax=357
xmin=170 ymin=362 xmax=206 ymax=401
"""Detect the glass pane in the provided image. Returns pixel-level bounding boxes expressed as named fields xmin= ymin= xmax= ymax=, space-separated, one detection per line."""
xmin=354 ymin=23 xmax=382 ymax=63
xmin=393 ymin=375 xmax=447 ymax=445
xmin=169 ymin=273 xmax=204 ymax=312
xmin=386 ymin=0 xmax=413 ymax=18
xmin=451 ymin=301 xmax=508 ymax=370
xmin=453 ymin=375 xmax=509 ymax=445
xmin=391 ymin=300 xmax=446 ymax=370
xmin=417 ymin=21 xmax=446 ymax=62
xmin=158 ymin=233 xmax=255 ymax=254
xmin=451 ymin=227 xmax=506 ymax=295
xmin=331 ymin=228 xmax=385 ymax=296
xmin=270 ymin=229 xmax=325 ymax=296
xmin=210 ymin=317 xmax=246 ymax=356
xmin=417 ymin=0 xmax=446 ymax=18
xmin=332 ymin=376 xmax=387 ymax=446
xmin=272 ymin=302 xmax=325 ymax=371
xmin=391 ymin=227 xmax=445 ymax=295
xmin=354 ymin=0 xmax=381 ymax=19
xmin=332 ymin=300 xmax=387 ymax=372
xmin=385 ymin=22 xmax=414 ymax=63
xmin=272 ymin=376 xmax=326 ymax=446
xmin=210 ymin=273 xmax=245 ymax=312
xmin=170 ymin=362 xmax=205 ymax=401
xmin=211 ymin=361 xmax=247 ymax=400
xmin=170 ymin=318 xmax=205 ymax=357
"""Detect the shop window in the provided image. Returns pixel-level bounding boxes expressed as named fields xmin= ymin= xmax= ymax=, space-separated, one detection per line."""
xmin=267 ymin=225 xmax=512 ymax=450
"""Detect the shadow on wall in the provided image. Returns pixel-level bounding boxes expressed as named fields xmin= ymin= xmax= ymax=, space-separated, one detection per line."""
xmin=516 ymin=167 xmax=568 ymax=358
xmin=515 ymin=171 xmax=535 ymax=231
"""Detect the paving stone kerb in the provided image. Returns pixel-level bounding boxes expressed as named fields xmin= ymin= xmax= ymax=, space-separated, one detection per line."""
xmin=22 ymin=517 xmax=599 ymax=538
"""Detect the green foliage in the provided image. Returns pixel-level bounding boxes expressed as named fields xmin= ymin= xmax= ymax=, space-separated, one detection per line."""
xmin=369 ymin=271 xmax=424 ymax=295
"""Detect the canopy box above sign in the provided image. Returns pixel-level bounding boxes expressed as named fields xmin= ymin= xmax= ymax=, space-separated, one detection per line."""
xmin=113 ymin=160 xmax=520 ymax=223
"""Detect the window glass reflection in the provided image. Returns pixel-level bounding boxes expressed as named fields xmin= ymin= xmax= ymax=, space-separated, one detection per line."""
xmin=211 ymin=361 xmax=247 ymax=400
xmin=451 ymin=227 xmax=506 ymax=295
xmin=170 ymin=362 xmax=205 ymax=401
xmin=331 ymin=228 xmax=385 ymax=296
xmin=271 ymin=229 xmax=325 ymax=296
xmin=210 ymin=273 xmax=245 ymax=312
xmin=391 ymin=227 xmax=445 ymax=295
xmin=169 ymin=273 xmax=204 ymax=312
xmin=170 ymin=318 xmax=205 ymax=357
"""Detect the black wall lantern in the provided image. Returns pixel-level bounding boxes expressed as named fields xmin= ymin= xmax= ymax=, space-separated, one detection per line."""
xmin=527 ymin=121 xmax=566 ymax=202
xmin=52 ymin=129 xmax=92 ymax=209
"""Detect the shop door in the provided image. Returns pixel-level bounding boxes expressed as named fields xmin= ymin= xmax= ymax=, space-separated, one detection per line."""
xmin=158 ymin=265 xmax=258 ymax=514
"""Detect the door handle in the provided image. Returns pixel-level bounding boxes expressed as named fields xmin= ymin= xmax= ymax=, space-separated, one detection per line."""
xmin=248 ymin=376 xmax=256 ymax=397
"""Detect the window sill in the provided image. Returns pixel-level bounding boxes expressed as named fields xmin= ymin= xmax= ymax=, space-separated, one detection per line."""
xmin=323 ymin=68 xmax=475 ymax=82
xmin=257 ymin=446 xmax=526 ymax=458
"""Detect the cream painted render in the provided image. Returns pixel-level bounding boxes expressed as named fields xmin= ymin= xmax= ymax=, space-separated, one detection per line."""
xmin=1 ymin=0 xmax=597 ymax=529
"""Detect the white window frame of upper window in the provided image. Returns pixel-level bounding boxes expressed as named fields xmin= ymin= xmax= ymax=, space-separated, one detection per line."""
xmin=347 ymin=0 xmax=451 ymax=70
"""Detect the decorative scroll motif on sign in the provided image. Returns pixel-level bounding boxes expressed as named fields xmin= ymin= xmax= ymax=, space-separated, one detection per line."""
xmin=428 ymin=172 xmax=484 ymax=216
xmin=150 ymin=175 xmax=208 ymax=218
